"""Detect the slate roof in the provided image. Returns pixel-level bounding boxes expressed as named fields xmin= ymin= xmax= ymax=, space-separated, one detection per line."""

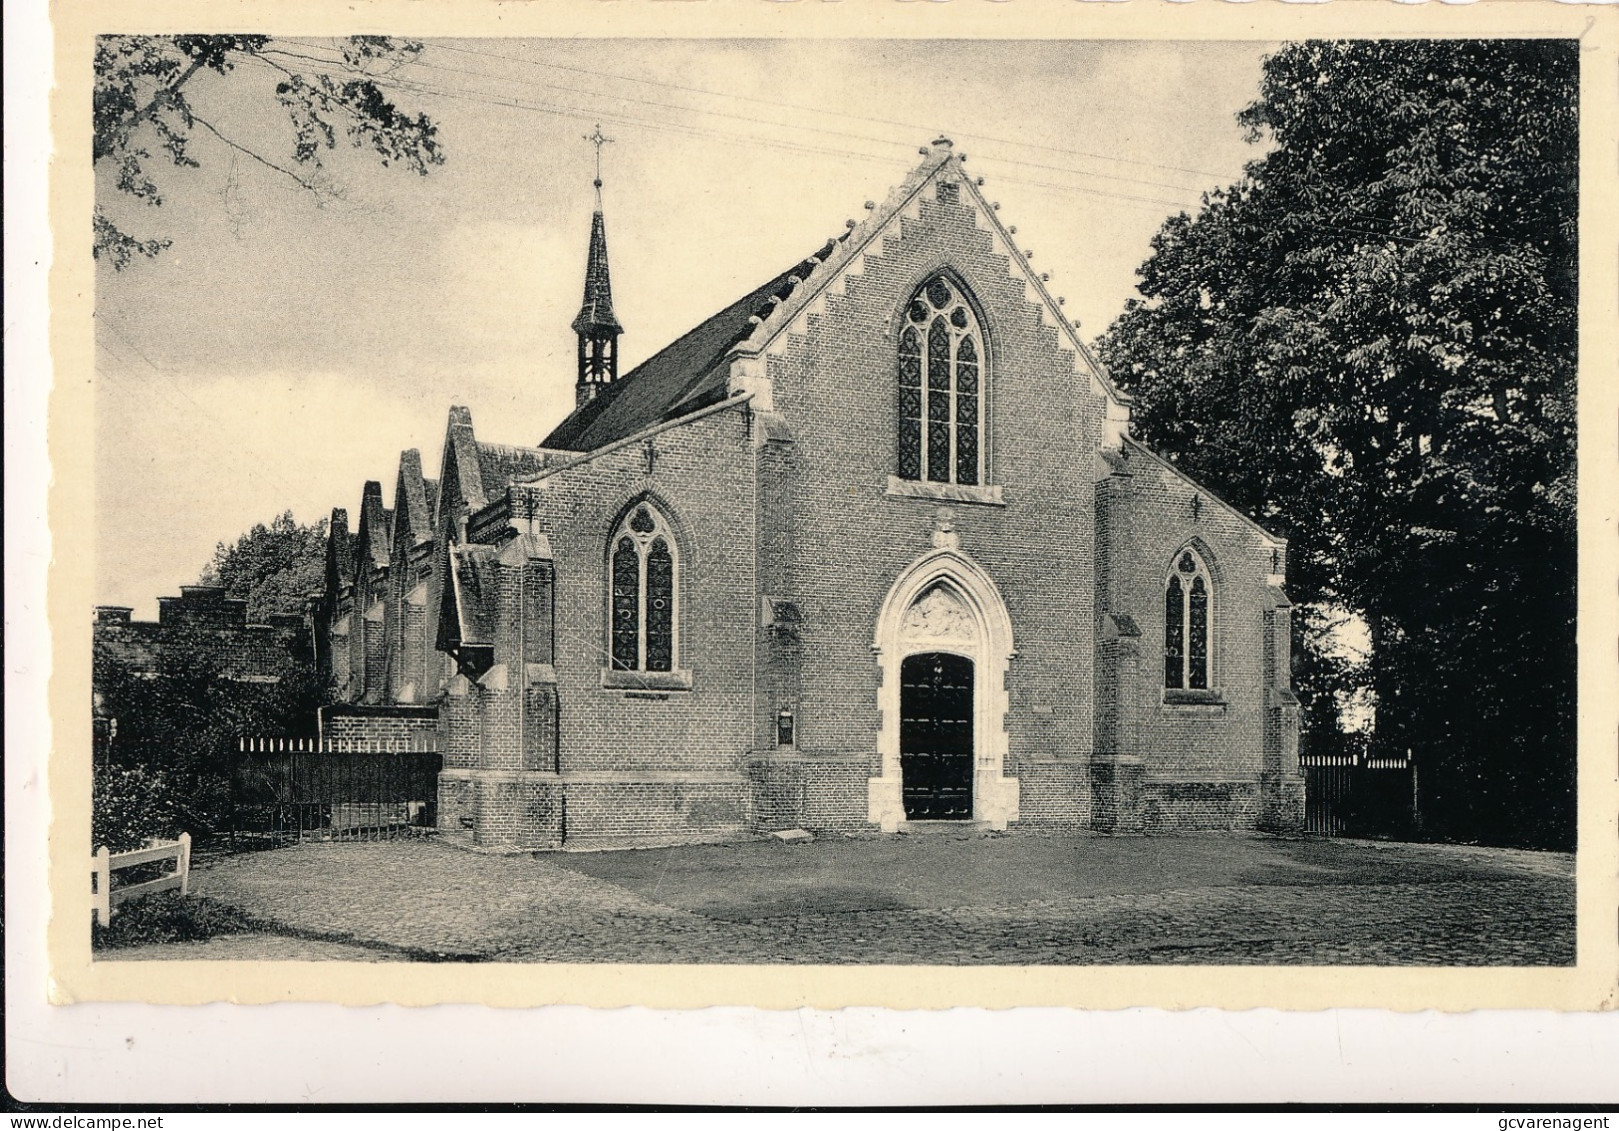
xmin=356 ymin=482 xmax=392 ymax=569
xmin=394 ymin=449 xmax=432 ymax=547
xmin=327 ymin=507 xmax=355 ymax=589
xmin=542 ymin=239 xmax=841 ymax=452
xmin=446 ymin=544 xmax=499 ymax=647
xmin=571 ymin=209 xmax=622 ymax=337
xmin=476 ymin=442 xmax=550 ymax=493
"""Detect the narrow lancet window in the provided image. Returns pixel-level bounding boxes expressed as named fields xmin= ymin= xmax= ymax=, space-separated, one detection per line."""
xmin=1165 ymin=575 xmax=1185 ymax=689
xmin=608 ymin=505 xmax=679 ymax=672
xmin=1165 ymin=548 xmax=1213 ymax=691
xmin=897 ymin=275 xmax=985 ymax=486
xmin=610 ymin=537 xmax=641 ymax=671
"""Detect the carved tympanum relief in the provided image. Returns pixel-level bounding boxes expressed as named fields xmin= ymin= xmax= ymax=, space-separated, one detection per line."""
xmin=900 ymin=583 xmax=975 ymax=645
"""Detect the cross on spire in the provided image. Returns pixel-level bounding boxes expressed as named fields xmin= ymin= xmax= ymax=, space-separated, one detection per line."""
xmin=585 ymin=123 xmax=613 ymax=194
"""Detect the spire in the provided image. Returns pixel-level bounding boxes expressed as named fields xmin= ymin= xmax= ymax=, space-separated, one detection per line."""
xmin=573 ymin=125 xmax=622 ymax=404
xmin=571 ymin=210 xmax=621 ymax=338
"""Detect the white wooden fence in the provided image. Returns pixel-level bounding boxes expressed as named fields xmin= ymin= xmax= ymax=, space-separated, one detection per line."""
xmin=91 ymin=833 xmax=191 ymax=927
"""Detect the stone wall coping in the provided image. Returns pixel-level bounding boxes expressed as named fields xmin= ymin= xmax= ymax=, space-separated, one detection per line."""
xmin=321 ymin=703 xmax=440 ymax=720
xmin=437 ymin=768 xmax=747 ymax=785
xmin=746 ymin=752 xmax=872 ymax=765
xmin=599 ymin=668 xmax=694 ymax=693
xmin=1144 ymin=772 xmax=1262 ymax=784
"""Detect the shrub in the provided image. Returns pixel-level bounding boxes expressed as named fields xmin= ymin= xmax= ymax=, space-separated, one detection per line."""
xmin=92 ymin=764 xmax=180 ymax=853
xmin=93 ymin=891 xmax=258 ymax=950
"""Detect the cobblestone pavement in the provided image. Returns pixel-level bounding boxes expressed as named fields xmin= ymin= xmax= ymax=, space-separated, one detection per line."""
xmin=161 ymin=833 xmax=1574 ymax=965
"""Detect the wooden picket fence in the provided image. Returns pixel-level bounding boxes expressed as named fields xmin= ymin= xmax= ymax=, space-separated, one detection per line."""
xmin=91 ymin=833 xmax=191 ymax=926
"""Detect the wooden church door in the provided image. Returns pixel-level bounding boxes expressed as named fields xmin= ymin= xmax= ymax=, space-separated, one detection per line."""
xmin=899 ymin=652 xmax=975 ymax=820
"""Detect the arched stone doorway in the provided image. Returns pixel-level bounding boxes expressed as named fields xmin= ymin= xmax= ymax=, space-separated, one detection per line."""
xmin=869 ymin=548 xmax=1018 ymax=831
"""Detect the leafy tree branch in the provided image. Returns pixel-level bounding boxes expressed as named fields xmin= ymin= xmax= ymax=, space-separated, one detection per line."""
xmin=93 ymin=34 xmax=443 ymax=268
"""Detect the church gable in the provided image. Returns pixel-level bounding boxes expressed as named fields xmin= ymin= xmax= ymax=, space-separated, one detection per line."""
xmin=725 ymin=137 xmax=1130 ymax=448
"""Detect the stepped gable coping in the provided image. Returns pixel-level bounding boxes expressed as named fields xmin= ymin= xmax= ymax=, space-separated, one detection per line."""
xmin=726 ymin=139 xmax=1130 ymax=412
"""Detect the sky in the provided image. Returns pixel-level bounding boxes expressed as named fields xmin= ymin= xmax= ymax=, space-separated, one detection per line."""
xmin=94 ymin=38 xmax=1277 ymax=618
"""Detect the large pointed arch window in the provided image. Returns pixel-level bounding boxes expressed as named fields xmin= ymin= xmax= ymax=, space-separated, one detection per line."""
xmin=1164 ymin=548 xmax=1212 ymax=691
xmin=898 ymin=275 xmax=984 ymax=486
xmin=609 ymin=504 xmax=677 ymax=673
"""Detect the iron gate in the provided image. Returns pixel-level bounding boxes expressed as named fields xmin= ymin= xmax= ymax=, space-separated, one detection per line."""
xmin=232 ymin=738 xmax=443 ymax=847
xmin=1301 ymin=750 xmax=1416 ymax=838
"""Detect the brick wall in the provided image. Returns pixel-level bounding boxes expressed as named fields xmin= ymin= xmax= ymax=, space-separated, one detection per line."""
xmin=747 ymin=753 xmax=873 ymax=833
xmin=506 ymin=408 xmax=760 ymax=775
xmin=1141 ymin=780 xmax=1260 ymax=833
xmin=559 ymin=776 xmax=750 ymax=850
xmin=763 ymin=191 xmax=1108 ymax=783
xmin=1017 ymin=757 xmax=1092 ymax=826
xmin=319 ymin=704 xmax=439 ymax=749
xmin=94 ymin=588 xmax=313 ymax=685
xmin=1099 ymin=443 xmax=1285 ymax=796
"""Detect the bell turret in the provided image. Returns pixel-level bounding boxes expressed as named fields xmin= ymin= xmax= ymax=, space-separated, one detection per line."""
xmin=573 ymin=126 xmax=622 ymax=405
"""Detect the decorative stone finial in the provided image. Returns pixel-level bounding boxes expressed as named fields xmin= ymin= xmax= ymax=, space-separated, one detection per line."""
xmin=931 ymin=507 xmax=959 ymax=550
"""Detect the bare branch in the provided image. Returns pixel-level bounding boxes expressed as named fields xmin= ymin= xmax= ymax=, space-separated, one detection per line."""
xmin=190 ymin=114 xmax=319 ymax=193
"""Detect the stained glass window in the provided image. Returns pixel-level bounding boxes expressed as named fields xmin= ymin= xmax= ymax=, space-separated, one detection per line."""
xmin=926 ymin=318 xmax=952 ymax=482
xmin=1188 ymin=576 xmax=1209 ymax=690
xmin=955 ymin=335 xmax=979 ymax=486
xmin=898 ymin=326 xmax=922 ymax=480
xmin=610 ymin=537 xmax=640 ymax=671
xmin=1164 ymin=575 xmax=1185 ymax=689
xmin=646 ymin=538 xmax=674 ymax=671
xmin=608 ymin=505 xmax=679 ymax=673
xmin=1164 ymin=548 xmax=1213 ymax=691
xmin=896 ymin=274 xmax=985 ymax=485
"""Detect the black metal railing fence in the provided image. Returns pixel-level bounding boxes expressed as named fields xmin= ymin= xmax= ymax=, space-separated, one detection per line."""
xmin=223 ymin=737 xmax=442 ymax=851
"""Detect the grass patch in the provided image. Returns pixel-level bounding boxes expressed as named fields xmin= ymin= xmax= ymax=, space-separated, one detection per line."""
xmin=93 ymin=890 xmax=259 ymax=950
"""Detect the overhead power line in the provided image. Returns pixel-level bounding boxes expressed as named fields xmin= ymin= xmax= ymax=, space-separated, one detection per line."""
xmin=362 ymin=66 xmax=1194 ymax=212
xmin=277 ymin=36 xmax=1236 ymax=193
xmin=419 ymin=40 xmax=1238 ymax=183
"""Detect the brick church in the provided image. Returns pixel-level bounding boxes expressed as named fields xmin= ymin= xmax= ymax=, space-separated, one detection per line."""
xmin=312 ymin=137 xmax=1305 ymax=850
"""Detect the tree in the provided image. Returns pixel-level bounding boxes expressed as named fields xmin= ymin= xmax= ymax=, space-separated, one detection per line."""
xmin=94 ymin=35 xmax=444 ymax=268
xmin=94 ymin=636 xmax=326 ymax=846
xmin=201 ymin=510 xmax=329 ymax=623
xmin=1097 ymin=40 xmax=1577 ymax=849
